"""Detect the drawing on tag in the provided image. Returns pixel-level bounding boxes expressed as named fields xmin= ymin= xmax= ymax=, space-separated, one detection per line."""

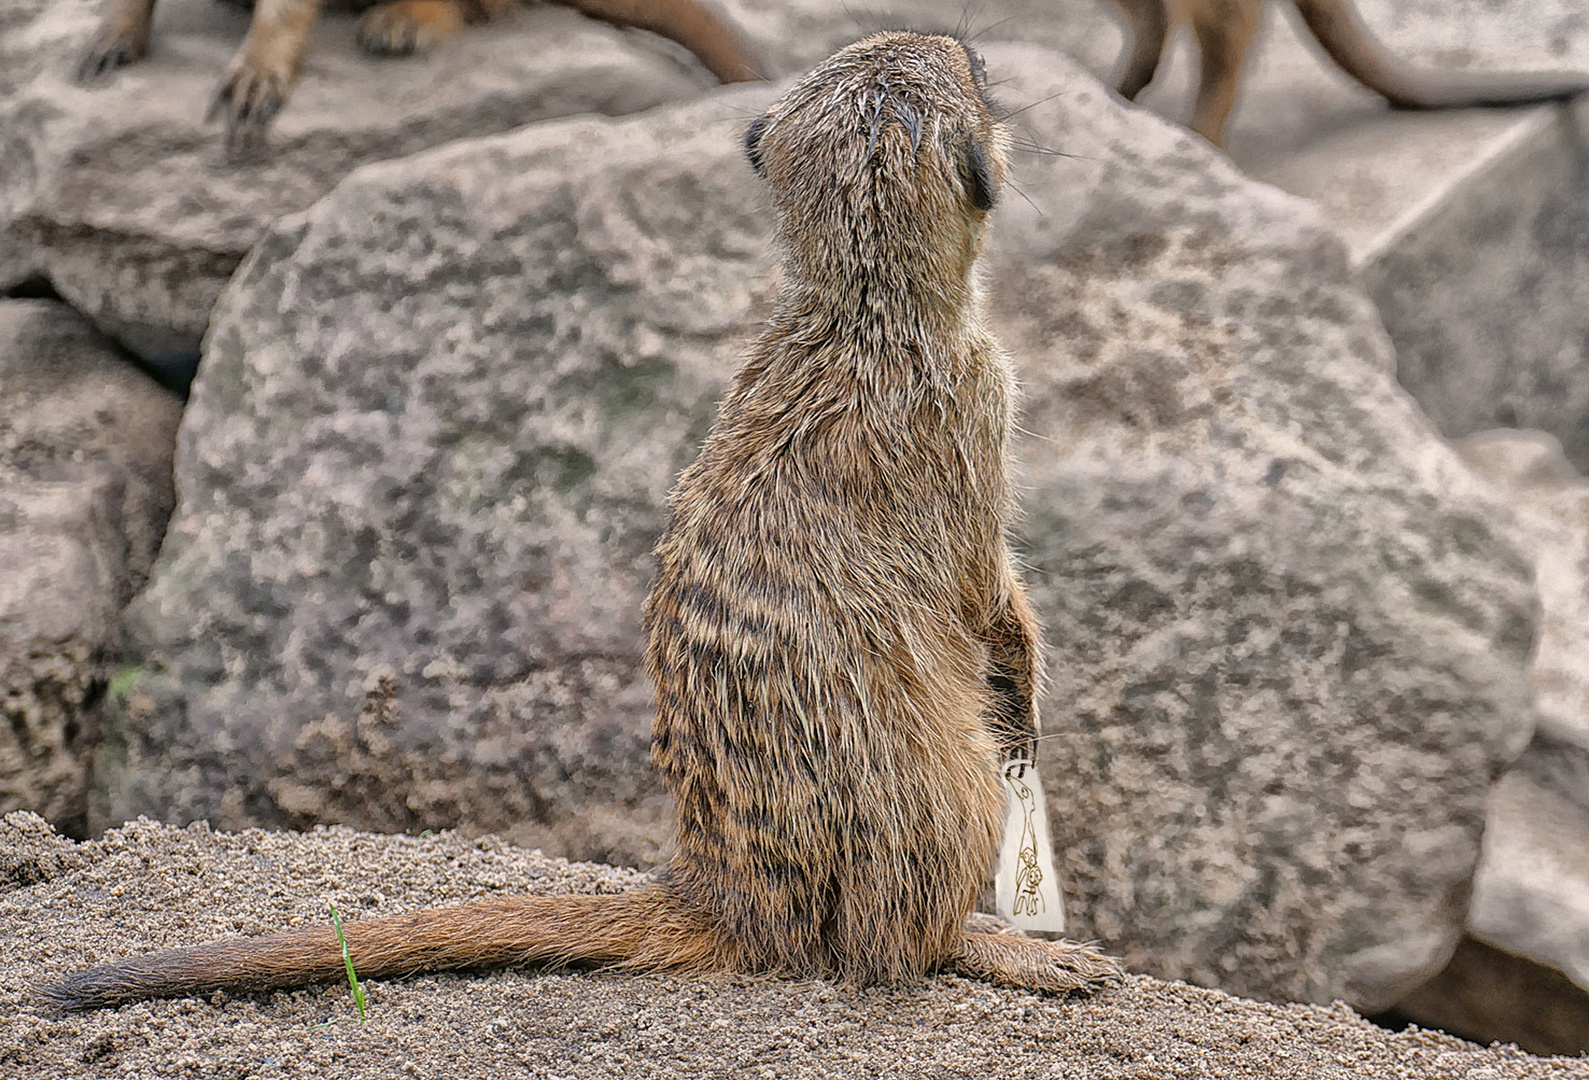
xmin=995 ymin=754 xmax=1067 ymax=934
xmin=1006 ymin=761 xmax=1045 ymax=917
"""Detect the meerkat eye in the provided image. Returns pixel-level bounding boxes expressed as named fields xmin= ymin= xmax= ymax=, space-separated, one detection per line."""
xmin=744 ymin=113 xmax=771 ymax=176
xmin=961 ymin=135 xmax=997 ymax=211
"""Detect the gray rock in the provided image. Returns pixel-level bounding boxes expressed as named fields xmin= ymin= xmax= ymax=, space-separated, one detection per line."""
xmin=1261 ymin=99 xmax=1589 ymax=474
xmin=1475 ymin=736 xmax=1589 ymax=983
xmin=102 ymin=80 xmax=785 ymax=866
xmin=0 ymin=0 xmax=733 ymax=380
xmin=1463 ymin=736 xmax=1589 ymax=1053
xmin=1388 ymin=932 xmax=1589 ymax=1058
xmin=1385 ymin=428 xmax=1589 ymax=1053
xmin=1390 ymin=728 xmax=1589 ymax=1056
xmin=1223 ymin=3 xmax=1589 ymax=474
xmin=0 ymin=299 xmax=183 ymax=835
xmin=1457 ymin=429 xmax=1589 ymax=752
xmin=108 ymin=43 xmax=1536 ymax=1012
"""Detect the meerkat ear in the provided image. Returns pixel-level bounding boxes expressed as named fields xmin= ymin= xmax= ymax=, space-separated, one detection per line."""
xmin=961 ymin=135 xmax=998 ymax=212
xmin=744 ymin=113 xmax=771 ymax=176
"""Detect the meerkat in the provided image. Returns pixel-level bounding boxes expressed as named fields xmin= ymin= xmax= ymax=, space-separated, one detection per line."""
xmin=43 ymin=32 xmax=1123 ymax=1011
xmin=1113 ymin=0 xmax=1589 ymax=146
xmin=77 ymin=0 xmax=763 ymax=157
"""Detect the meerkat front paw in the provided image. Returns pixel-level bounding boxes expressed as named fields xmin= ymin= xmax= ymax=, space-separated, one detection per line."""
xmin=355 ymin=0 xmax=465 ymax=56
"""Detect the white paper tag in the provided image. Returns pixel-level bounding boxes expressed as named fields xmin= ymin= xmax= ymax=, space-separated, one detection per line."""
xmin=994 ymin=755 xmax=1067 ymax=934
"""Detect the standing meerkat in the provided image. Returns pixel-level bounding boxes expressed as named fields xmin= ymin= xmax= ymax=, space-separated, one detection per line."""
xmin=78 ymin=0 xmax=763 ymax=156
xmin=1113 ymin=0 xmax=1589 ymax=146
xmin=43 ymin=32 xmax=1122 ymax=1011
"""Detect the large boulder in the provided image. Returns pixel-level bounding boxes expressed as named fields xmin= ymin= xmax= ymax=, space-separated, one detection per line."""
xmin=1385 ymin=429 xmax=1589 ymax=1055
xmin=0 ymin=299 xmax=183 ymax=835
xmin=103 ymin=43 xmax=1536 ymax=1011
xmin=101 ymin=81 xmax=784 ymax=866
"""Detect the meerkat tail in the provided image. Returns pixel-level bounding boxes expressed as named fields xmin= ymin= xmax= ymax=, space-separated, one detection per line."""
xmin=1294 ymin=0 xmax=1589 ymax=110
xmin=555 ymin=0 xmax=763 ymax=83
xmin=42 ymin=885 xmax=715 ymax=1011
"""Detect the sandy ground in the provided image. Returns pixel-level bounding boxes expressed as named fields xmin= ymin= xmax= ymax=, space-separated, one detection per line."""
xmin=3 ymin=811 xmax=1587 ymax=1079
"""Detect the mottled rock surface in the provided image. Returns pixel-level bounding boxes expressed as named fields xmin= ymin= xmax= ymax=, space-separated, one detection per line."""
xmin=1387 ymin=429 xmax=1589 ymax=1055
xmin=981 ymin=46 xmax=1537 ymax=1013
xmin=0 ymin=0 xmax=738 ymax=382
xmin=1459 ymin=430 xmax=1589 ymax=752
xmin=6 ymin=814 xmax=1589 ymax=1079
xmin=102 ymin=82 xmax=784 ymax=867
xmin=1393 ymin=730 xmax=1589 ymax=1058
xmin=0 ymin=300 xmax=183 ymax=835
xmin=101 ymin=44 xmax=1538 ymax=1012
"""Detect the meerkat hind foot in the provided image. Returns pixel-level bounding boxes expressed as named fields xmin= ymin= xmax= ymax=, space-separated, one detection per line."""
xmin=950 ymin=931 xmax=1124 ymax=994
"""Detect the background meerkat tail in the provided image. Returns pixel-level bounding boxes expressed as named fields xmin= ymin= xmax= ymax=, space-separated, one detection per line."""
xmin=1294 ymin=0 xmax=1589 ymax=109
xmin=555 ymin=0 xmax=763 ymax=83
xmin=1113 ymin=0 xmax=1170 ymax=100
xmin=42 ymin=885 xmax=717 ymax=1011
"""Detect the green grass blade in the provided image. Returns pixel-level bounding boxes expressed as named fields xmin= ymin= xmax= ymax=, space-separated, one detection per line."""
xmin=327 ymin=901 xmax=368 ymax=1022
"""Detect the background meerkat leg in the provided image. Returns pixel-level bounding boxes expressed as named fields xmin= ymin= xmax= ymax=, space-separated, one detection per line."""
xmin=1187 ymin=0 xmax=1261 ymax=146
xmin=207 ymin=0 xmax=323 ymax=156
xmin=356 ymin=0 xmax=486 ymax=56
xmin=556 ymin=0 xmax=762 ymax=82
xmin=1113 ymin=0 xmax=1169 ymax=101
xmin=78 ymin=0 xmax=158 ymax=80
xmin=950 ymin=930 xmax=1123 ymax=993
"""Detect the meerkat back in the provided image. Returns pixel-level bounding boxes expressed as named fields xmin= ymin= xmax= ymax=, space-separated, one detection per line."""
xmin=646 ymin=32 xmax=1087 ymax=985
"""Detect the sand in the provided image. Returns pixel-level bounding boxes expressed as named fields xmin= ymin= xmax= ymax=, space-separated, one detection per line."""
xmin=3 ymin=811 xmax=1586 ymax=1079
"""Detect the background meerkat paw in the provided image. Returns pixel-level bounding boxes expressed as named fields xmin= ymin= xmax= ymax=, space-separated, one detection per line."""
xmin=355 ymin=0 xmax=466 ymax=57
xmin=77 ymin=25 xmax=150 ymax=81
xmin=952 ymin=931 xmax=1125 ymax=994
xmin=207 ymin=58 xmax=289 ymax=158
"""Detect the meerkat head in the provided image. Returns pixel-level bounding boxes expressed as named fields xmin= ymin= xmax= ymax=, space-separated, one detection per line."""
xmin=743 ymin=32 xmax=1010 ymax=292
